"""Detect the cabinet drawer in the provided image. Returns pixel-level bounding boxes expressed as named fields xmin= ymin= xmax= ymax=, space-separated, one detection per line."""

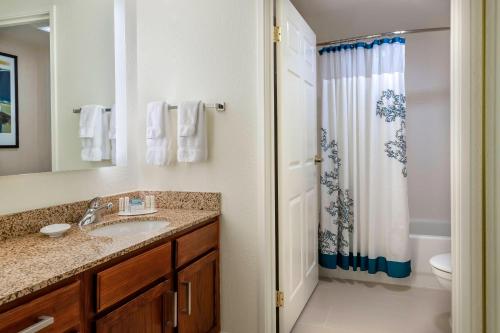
xmin=96 ymin=280 xmax=174 ymax=333
xmin=176 ymin=222 xmax=218 ymax=268
xmin=97 ymin=242 xmax=172 ymax=312
xmin=0 ymin=281 xmax=81 ymax=333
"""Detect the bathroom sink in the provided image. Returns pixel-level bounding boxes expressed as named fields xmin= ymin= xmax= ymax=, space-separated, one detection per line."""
xmin=88 ymin=220 xmax=171 ymax=237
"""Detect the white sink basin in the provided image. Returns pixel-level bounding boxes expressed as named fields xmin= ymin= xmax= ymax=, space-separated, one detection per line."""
xmin=88 ymin=220 xmax=171 ymax=237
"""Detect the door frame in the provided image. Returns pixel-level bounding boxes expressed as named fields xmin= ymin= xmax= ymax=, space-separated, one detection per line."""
xmin=256 ymin=0 xmax=484 ymax=333
xmin=485 ymin=0 xmax=499 ymax=331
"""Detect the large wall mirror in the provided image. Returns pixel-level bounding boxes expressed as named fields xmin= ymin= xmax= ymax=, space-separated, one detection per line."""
xmin=0 ymin=0 xmax=127 ymax=176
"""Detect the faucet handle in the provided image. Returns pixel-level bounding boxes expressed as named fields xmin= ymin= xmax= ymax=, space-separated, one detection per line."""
xmin=88 ymin=197 xmax=101 ymax=209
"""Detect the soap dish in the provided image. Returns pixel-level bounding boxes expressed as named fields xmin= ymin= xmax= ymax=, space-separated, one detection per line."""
xmin=40 ymin=223 xmax=71 ymax=238
xmin=118 ymin=209 xmax=158 ymax=216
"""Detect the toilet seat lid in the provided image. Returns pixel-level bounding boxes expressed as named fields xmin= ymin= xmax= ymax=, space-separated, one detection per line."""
xmin=430 ymin=253 xmax=451 ymax=273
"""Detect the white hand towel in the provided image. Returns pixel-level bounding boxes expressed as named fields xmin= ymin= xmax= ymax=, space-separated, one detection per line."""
xmin=178 ymin=101 xmax=199 ymax=137
xmin=109 ymin=104 xmax=117 ymax=165
xmin=177 ymin=101 xmax=207 ymax=163
xmin=146 ymin=102 xmax=174 ymax=166
xmin=146 ymin=101 xmax=165 ymax=139
xmin=80 ymin=105 xmax=106 ymax=161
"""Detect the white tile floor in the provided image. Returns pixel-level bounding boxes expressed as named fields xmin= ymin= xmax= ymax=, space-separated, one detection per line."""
xmin=292 ymin=278 xmax=451 ymax=333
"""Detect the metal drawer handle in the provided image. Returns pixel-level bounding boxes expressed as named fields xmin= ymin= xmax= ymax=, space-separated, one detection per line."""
xmin=18 ymin=316 xmax=54 ymax=333
xmin=180 ymin=281 xmax=192 ymax=315
xmin=164 ymin=291 xmax=178 ymax=328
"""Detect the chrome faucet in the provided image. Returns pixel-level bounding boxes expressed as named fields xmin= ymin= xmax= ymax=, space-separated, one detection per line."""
xmin=78 ymin=197 xmax=113 ymax=228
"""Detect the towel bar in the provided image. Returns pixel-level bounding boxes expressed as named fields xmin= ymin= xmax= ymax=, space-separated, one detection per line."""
xmin=73 ymin=102 xmax=226 ymax=113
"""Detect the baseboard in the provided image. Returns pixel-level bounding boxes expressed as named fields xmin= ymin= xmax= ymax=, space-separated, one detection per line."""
xmin=319 ymin=267 xmax=445 ymax=290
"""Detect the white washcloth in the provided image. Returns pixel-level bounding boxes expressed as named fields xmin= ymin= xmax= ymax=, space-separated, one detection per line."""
xmin=80 ymin=105 xmax=106 ymax=161
xmin=178 ymin=101 xmax=199 ymax=137
xmin=146 ymin=102 xmax=165 ymax=139
xmin=177 ymin=101 xmax=207 ymax=163
xmin=146 ymin=102 xmax=174 ymax=166
xmin=109 ymin=104 xmax=117 ymax=165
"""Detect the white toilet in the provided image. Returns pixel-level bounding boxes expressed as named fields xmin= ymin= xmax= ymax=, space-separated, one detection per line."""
xmin=429 ymin=253 xmax=452 ymax=290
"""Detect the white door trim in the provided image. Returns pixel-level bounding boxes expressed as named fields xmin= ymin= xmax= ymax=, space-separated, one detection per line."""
xmin=257 ymin=0 xmax=485 ymax=332
xmin=256 ymin=0 xmax=277 ymax=332
xmin=450 ymin=0 xmax=484 ymax=332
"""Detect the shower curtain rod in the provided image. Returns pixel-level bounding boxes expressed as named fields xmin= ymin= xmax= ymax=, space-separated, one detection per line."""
xmin=316 ymin=27 xmax=450 ymax=47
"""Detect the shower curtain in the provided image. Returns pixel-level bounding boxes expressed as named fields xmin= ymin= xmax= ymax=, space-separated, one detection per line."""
xmin=318 ymin=37 xmax=411 ymax=278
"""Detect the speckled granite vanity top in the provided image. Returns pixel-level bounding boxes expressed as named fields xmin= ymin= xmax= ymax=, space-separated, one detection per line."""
xmin=0 ymin=191 xmax=221 ymax=307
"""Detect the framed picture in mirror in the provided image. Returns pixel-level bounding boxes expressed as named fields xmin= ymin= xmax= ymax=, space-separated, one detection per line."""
xmin=0 ymin=51 xmax=18 ymax=148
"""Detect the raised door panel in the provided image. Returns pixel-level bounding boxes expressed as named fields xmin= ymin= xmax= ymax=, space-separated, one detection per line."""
xmin=96 ymin=280 xmax=174 ymax=333
xmin=178 ymin=251 xmax=219 ymax=333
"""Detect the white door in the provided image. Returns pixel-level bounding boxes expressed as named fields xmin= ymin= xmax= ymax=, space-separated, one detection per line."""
xmin=276 ymin=0 xmax=318 ymax=332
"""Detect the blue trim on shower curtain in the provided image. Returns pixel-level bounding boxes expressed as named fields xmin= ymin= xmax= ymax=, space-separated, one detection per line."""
xmin=318 ymin=37 xmax=406 ymax=55
xmin=319 ymin=252 xmax=412 ymax=278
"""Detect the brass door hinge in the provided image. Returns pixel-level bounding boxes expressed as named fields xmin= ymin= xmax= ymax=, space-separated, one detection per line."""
xmin=276 ymin=290 xmax=284 ymax=308
xmin=314 ymin=155 xmax=324 ymax=165
xmin=273 ymin=26 xmax=282 ymax=43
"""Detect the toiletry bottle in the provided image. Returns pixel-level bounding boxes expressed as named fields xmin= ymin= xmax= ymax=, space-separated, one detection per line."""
xmin=124 ymin=196 xmax=130 ymax=213
xmin=150 ymin=195 xmax=156 ymax=210
xmin=119 ymin=198 xmax=125 ymax=212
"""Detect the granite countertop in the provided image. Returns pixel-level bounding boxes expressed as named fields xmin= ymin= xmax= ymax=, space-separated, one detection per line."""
xmin=0 ymin=209 xmax=219 ymax=307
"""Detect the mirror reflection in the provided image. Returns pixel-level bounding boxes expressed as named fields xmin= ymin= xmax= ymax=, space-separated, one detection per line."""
xmin=0 ymin=0 xmax=124 ymax=177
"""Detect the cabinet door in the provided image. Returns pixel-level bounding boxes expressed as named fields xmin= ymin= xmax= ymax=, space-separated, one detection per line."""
xmin=96 ymin=280 xmax=175 ymax=333
xmin=178 ymin=251 xmax=219 ymax=333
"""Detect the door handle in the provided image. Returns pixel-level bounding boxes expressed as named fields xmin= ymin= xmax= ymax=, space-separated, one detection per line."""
xmin=180 ymin=281 xmax=192 ymax=316
xmin=314 ymin=155 xmax=323 ymax=165
xmin=18 ymin=316 xmax=54 ymax=333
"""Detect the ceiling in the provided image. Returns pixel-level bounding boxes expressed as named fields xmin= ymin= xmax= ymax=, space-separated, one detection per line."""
xmin=0 ymin=21 xmax=50 ymax=48
xmin=290 ymin=0 xmax=450 ymax=43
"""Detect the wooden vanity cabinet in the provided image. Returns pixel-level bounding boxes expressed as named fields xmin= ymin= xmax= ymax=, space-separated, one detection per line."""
xmin=177 ymin=251 xmax=219 ymax=333
xmin=92 ymin=218 xmax=219 ymax=333
xmin=0 ymin=218 xmax=220 ymax=333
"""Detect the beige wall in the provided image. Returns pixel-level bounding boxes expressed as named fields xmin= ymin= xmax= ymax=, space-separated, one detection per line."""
xmin=0 ymin=27 xmax=51 ymax=176
xmin=136 ymin=0 xmax=259 ymax=332
xmin=406 ymin=31 xmax=450 ymax=224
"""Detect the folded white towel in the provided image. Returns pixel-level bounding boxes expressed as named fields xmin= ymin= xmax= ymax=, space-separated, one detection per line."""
xmin=178 ymin=101 xmax=199 ymax=137
xmin=177 ymin=101 xmax=207 ymax=163
xmin=80 ymin=105 xmax=107 ymax=161
xmin=146 ymin=101 xmax=165 ymax=139
xmin=109 ymin=104 xmax=117 ymax=165
xmin=146 ymin=102 xmax=174 ymax=166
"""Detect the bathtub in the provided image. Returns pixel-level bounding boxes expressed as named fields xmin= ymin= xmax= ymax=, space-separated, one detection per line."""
xmin=319 ymin=219 xmax=451 ymax=290
xmin=409 ymin=219 xmax=451 ymax=289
